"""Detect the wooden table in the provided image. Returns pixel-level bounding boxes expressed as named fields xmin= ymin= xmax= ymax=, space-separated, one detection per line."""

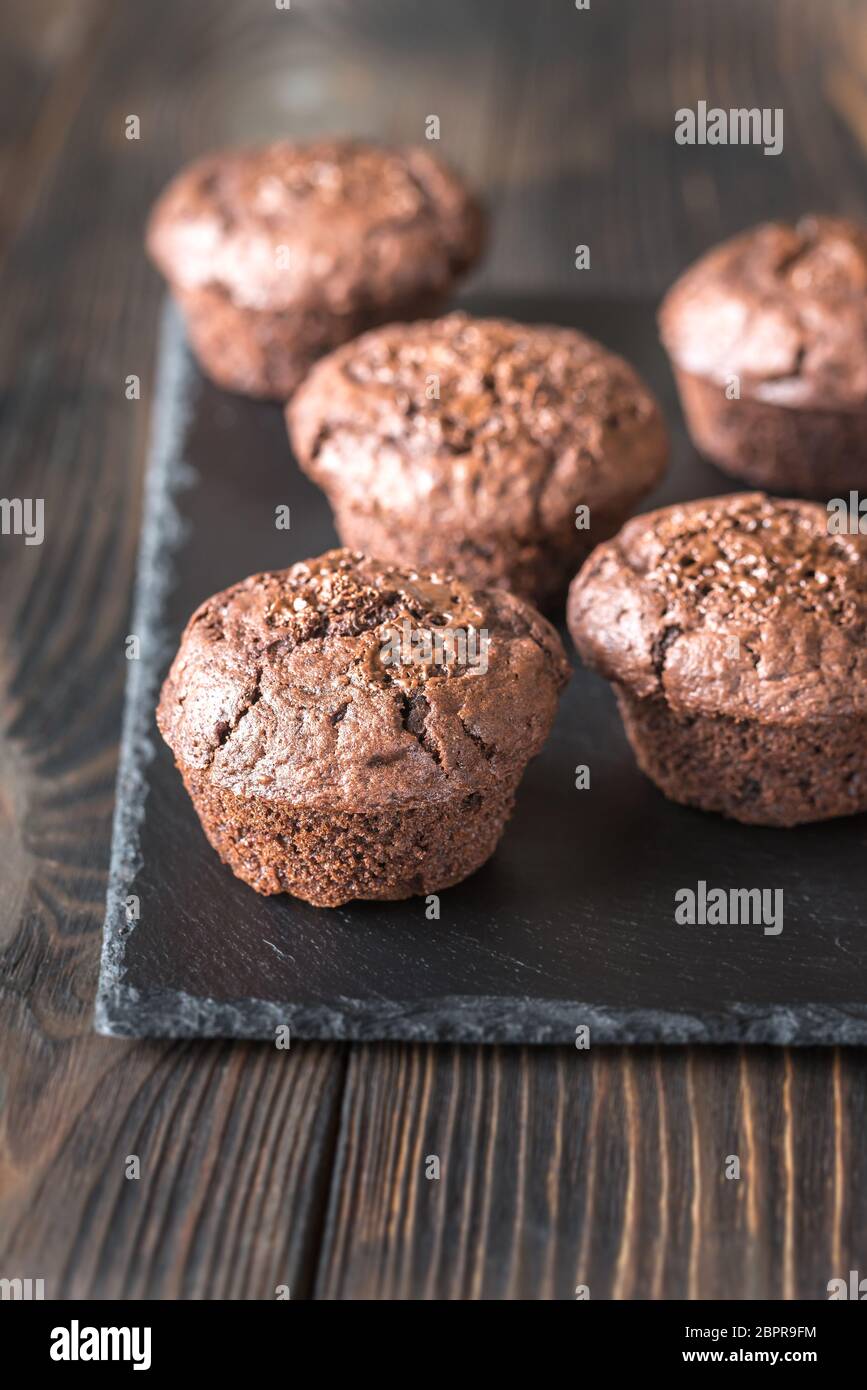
xmin=2 ymin=0 xmax=866 ymax=1300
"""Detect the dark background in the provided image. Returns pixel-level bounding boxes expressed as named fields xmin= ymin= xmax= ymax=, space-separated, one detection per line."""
xmin=2 ymin=0 xmax=867 ymax=1299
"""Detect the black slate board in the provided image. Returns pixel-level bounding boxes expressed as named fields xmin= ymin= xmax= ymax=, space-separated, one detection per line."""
xmin=96 ymin=295 xmax=867 ymax=1044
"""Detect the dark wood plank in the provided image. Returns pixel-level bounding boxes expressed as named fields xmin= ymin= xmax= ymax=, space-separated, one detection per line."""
xmin=315 ymin=1046 xmax=867 ymax=1299
xmin=0 ymin=0 xmax=352 ymax=1302
xmin=0 ymin=1034 xmax=346 ymax=1299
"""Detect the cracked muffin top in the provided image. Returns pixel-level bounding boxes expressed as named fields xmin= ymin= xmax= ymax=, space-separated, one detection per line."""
xmin=287 ymin=313 xmax=668 ymax=529
xmin=158 ymin=550 xmax=570 ymax=808
xmin=146 ymin=139 xmax=485 ymax=315
xmin=658 ymin=216 xmax=867 ymax=409
xmin=567 ymin=493 xmax=867 ymax=724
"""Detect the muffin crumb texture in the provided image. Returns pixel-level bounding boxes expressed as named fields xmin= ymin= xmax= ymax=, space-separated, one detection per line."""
xmin=659 ymin=215 xmax=867 ymax=409
xmin=158 ymin=550 xmax=569 ymax=904
xmin=147 ymin=140 xmax=485 ymax=398
xmin=568 ymin=493 xmax=867 ymax=825
xmin=288 ymin=313 xmax=668 ymax=607
xmin=659 ymin=217 xmax=867 ymax=495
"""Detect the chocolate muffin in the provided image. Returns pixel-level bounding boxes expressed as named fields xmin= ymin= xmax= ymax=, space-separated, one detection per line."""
xmin=146 ymin=139 xmax=485 ymax=399
xmin=157 ymin=549 xmax=569 ymax=906
xmin=659 ymin=216 xmax=867 ymax=497
xmin=567 ymin=492 xmax=867 ymax=827
xmin=287 ymin=313 xmax=668 ymax=610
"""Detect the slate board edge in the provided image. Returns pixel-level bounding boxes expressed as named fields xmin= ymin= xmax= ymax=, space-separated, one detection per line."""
xmin=94 ymin=297 xmax=867 ymax=1047
xmin=96 ymin=983 xmax=867 ymax=1044
xmin=94 ymin=299 xmax=197 ymax=1038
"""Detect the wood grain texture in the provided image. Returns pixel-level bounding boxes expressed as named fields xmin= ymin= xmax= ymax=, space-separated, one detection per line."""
xmin=316 ymin=1046 xmax=867 ymax=1300
xmin=1 ymin=0 xmax=867 ymax=1300
xmin=0 ymin=0 xmax=349 ymax=1302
